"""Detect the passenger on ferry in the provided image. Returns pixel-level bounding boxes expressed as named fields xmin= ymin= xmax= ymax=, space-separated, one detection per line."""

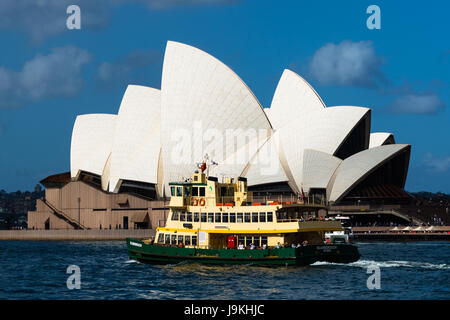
xmin=302 ymin=240 xmax=308 ymax=246
xmin=276 ymin=242 xmax=281 ymax=249
xmin=250 ymin=243 xmax=255 ymax=250
xmin=238 ymin=243 xmax=245 ymax=250
xmin=262 ymin=243 xmax=267 ymax=249
xmin=178 ymin=241 xmax=184 ymax=248
xmin=291 ymin=243 xmax=296 ymax=248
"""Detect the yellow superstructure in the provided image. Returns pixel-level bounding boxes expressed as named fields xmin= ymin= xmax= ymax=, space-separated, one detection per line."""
xmin=155 ymin=171 xmax=343 ymax=249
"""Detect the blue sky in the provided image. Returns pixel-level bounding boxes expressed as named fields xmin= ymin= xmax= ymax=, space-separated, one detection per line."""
xmin=0 ymin=0 xmax=449 ymax=193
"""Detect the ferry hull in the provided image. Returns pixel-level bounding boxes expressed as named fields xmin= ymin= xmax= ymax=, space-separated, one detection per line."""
xmin=126 ymin=238 xmax=360 ymax=266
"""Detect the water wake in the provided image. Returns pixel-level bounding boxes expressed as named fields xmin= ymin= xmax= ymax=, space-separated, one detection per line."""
xmin=125 ymin=259 xmax=140 ymax=264
xmin=311 ymin=259 xmax=450 ymax=270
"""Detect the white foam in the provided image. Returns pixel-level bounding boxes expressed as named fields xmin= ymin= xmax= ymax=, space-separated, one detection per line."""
xmin=311 ymin=259 xmax=450 ymax=270
xmin=124 ymin=259 xmax=140 ymax=264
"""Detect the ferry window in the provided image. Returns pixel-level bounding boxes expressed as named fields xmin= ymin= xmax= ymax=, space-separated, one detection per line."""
xmin=245 ymin=236 xmax=252 ymax=247
xmin=171 ymin=235 xmax=177 ymax=245
xmin=199 ymin=187 xmax=205 ymax=197
xmin=201 ymin=212 xmax=207 ymax=222
xmin=192 ymin=236 xmax=197 ymax=246
xmin=215 ymin=212 xmax=221 ymax=223
xmin=267 ymin=212 xmax=273 ymax=222
xmin=192 ymin=187 xmax=198 ymax=196
xmin=176 ymin=187 xmax=183 ymax=197
xmin=259 ymin=212 xmax=266 ymax=222
xmin=180 ymin=211 xmax=186 ymax=221
xmin=230 ymin=212 xmax=236 ymax=223
xmin=237 ymin=213 xmax=243 ymax=223
xmin=158 ymin=233 xmax=164 ymax=243
xmin=220 ymin=187 xmax=227 ymax=197
xmin=185 ymin=235 xmax=191 ymax=246
xmin=184 ymin=186 xmax=191 ymax=196
xmin=244 ymin=212 xmax=250 ymax=223
xmin=165 ymin=234 xmax=170 ymax=244
xmin=238 ymin=236 xmax=245 ymax=246
xmin=194 ymin=212 xmax=199 ymax=222
xmin=254 ymin=236 xmax=260 ymax=247
xmin=227 ymin=187 xmax=234 ymax=197
xmin=261 ymin=236 xmax=268 ymax=246
xmin=187 ymin=212 xmax=192 ymax=222
xmin=171 ymin=211 xmax=179 ymax=221
xmin=222 ymin=212 xmax=229 ymax=223
xmin=170 ymin=187 xmax=175 ymax=196
xmin=178 ymin=235 xmax=184 ymax=244
xmin=252 ymin=212 xmax=258 ymax=223
xmin=208 ymin=212 xmax=214 ymax=223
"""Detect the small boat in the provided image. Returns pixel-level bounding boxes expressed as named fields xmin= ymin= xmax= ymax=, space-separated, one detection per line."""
xmin=127 ymin=159 xmax=360 ymax=266
xmin=325 ymin=215 xmax=354 ymax=244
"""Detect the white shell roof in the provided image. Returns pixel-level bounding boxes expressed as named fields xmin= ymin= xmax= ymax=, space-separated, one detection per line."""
xmin=277 ymin=106 xmax=370 ymax=193
xmin=369 ymin=132 xmax=395 ymax=148
xmin=70 ymin=114 xmax=117 ymax=179
xmin=269 ymin=69 xmax=325 ymax=129
xmin=241 ymin=130 xmax=289 ymax=186
xmin=160 ymin=41 xmax=271 ymax=194
xmin=328 ymin=144 xmax=411 ymax=202
xmin=67 ymin=41 xmax=410 ymax=202
xmin=108 ymin=85 xmax=161 ymax=192
xmin=302 ymin=149 xmax=342 ymax=195
xmin=263 ymin=108 xmax=274 ymax=123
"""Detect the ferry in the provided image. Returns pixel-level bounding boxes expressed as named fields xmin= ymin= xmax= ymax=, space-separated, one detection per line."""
xmin=126 ymin=160 xmax=360 ymax=266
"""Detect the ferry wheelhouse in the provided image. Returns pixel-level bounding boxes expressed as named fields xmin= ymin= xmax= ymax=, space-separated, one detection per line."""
xmin=126 ymin=164 xmax=360 ymax=266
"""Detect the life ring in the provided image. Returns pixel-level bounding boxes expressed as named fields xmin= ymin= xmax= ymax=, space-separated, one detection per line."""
xmin=199 ymin=198 xmax=206 ymax=206
xmin=192 ymin=198 xmax=198 ymax=206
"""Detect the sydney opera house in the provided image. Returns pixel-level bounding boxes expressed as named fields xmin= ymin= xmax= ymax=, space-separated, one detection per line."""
xmin=28 ymin=41 xmax=411 ymax=230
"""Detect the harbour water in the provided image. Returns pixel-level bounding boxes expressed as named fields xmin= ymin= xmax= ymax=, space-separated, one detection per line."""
xmin=0 ymin=241 xmax=448 ymax=300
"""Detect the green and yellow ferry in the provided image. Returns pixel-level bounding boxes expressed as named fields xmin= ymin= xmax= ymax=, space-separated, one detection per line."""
xmin=126 ymin=166 xmax=360 ymax=266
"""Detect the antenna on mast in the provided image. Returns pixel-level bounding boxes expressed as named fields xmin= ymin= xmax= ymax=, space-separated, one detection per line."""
xmin=196 ymin=153 xmax=218 ymax=178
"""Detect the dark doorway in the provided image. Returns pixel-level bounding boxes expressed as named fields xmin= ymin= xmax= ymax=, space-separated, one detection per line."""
xmin=123 ymin=216 xmax=128 ymax=230
xmin=44 ymin=218 xmax=50 ymax=230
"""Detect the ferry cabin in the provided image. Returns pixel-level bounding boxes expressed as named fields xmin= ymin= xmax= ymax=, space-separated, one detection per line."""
xmin=154 ymin=172 xmax=342 ymax=249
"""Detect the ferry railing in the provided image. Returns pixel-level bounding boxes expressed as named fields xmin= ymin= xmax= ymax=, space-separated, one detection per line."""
xmin=276 ymin=217 xmax=321 ymax=223
xmin=251 ymin=195 xmax=325 ymax=206
xmin=183 ymin=196 xmax=234 ymax=207
xmin=179 ymin=195 xmax=326 ymax=207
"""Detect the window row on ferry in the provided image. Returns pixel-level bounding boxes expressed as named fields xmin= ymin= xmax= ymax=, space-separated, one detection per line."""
xmin=170 ymin=186 xmax=207 ymax=197
xmin=171 ymin=211 xmax=274 ymax=223
xmin=157 ymin=233 xmax=198 ymax=246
